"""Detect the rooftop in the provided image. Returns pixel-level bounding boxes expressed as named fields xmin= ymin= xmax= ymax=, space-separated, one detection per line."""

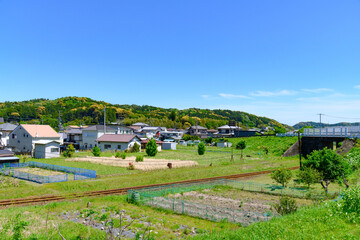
xmin=21 ymin=124 xmax=60 ymax=138
xmin=96 ymin=134 xmax=140 ymax=143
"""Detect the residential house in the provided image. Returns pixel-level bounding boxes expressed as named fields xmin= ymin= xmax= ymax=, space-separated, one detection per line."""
xmin=162 ymin=142 xmax=177 ymax=150
xmin=206 ymin=129 xmax=218 ymax=137
xmin=215 ymin=125 xmax=242 ymax=137
xmin=82 ymin=125 xmax=134 ymax=149
xmin=96 ymin=134 xmax=141 ymax=152
xmin=136 ymin=126 xmax=165 ymax=139
xmin=187 ymin=125 xmax=208 ymax=139
xmin=159 ymin=131 xmax=184 ymax=142
xmin=0 ymin=123 xmax=17 ymax=147
xmin=65 ymin=126 xmax=88 ymax=149
xmin=8 ymin=124 xmax=61 ymax=155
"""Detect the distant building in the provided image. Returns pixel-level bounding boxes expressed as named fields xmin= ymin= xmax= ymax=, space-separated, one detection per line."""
xmin=159 ymin=131 xmax=184 ymax=141
xmin=82 ymin=125 xmax=134 ymax=149
xmin=136 ymin=126 xmax=165 ymax=139
xmin=96 ymin=134 xmax=141 ymax=152
xmin=187 ymin=125 xmax=208 ymax=139
xmin=215 ymin=125 xmax=241 ymax=137
xmin=0 ymin=123 xmax=17 ymax=147
xmin=8 ymin=124 xmax=61 ymax=155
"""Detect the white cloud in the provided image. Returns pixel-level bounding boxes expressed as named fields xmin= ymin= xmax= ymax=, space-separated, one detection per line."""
xmin=301 ymin=88 xmax=334 ymax=93
xmin=201 ymin=95 xmax=210 ymax=99
xmin=354 ymin=85 xmax=360 ymax=89
xmin=249 ymin=89 xmax=297 ymax=97
xmin=218 ymin=93 xmax=251 ymax=99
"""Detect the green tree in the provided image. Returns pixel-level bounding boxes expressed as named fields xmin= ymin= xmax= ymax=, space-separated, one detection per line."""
xmin=169 ymin=110 xmax=177 ymax=121
xmin=146 ymin=139 xmax=158 ymax=157
xmin=236 ymin=140 xmax=246 ymax=160
xmin=198 ymin=142 xmax=206 ymax=155
xmin=271 ymin=167 xmax=293 ymax=187
xmin=297 ymin=167 xmax=321 ymax=189
xmin=273 ymin=196 xmax=298 ymax=216
xmin=204 ymin=137 xmax=213 ymax=144
xmin=92 ymin=146 xmax=101 ymax=157
xmin=132 ymin=142 xmax=140 ymax=153
xmin=303 ymin=148 xmax=351 ymax=192
xmin=63 ymin=144 xmax=75 ymax=158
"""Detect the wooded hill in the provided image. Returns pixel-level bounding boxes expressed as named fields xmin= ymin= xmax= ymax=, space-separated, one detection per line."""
xmin=0 ymin=97 xmax=290 ymax=131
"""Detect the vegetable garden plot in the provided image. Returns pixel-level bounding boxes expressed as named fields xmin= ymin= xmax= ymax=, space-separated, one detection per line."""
xmin=128 ymin=180 xmax=276 ymax=226
xmin=0 ymin=161 xmax=96 ymax=184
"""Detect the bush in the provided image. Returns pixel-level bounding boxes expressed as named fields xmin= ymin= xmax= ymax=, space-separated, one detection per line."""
xmin=198 ymin=142 xmax=206 ymax=155
xmin=92 ymin=146 xmax=101 ymax=157
xmin=136 ymin=155 xmax=144 ymax=162
xmin=63 ymin=144 xmax=75 ymax=158
xmin=271 ymin=167 xmax=292 ymax=187
xmin=274 ymin=196 xmax=298 ymax=215
xmin=205 ymin=137 xmax=213 ymax=144
xmin=132 ymin=142 xmax=140 ymax=153
xmin=115 ymin=151 xmax=121 ymax=158
xmin=329 ymin=185 xmax=360 ymax=223
xmin=344 ymin=148 xmax=360 ymax=171
xmin=121 ymin=152 xmax=127 ymax=159
xmin=146 ymin=139 xmax=158 ymax=157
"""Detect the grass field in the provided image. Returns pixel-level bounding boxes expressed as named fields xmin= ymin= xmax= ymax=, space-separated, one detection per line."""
xmin=0 ymin=136 xmax=359 ymax=239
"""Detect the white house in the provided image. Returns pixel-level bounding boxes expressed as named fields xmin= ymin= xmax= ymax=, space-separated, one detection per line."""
xmin=96 ymin=134 xmax=141 ymax=152
xmin=82 ymin=125 xmax=134 ymax=149
xmin=215 ymin=125 xmax=242 ymax=137
xmin=34 ymin=140 xmax=60 ymax=159
xmin=159 ymin=131 xmax=184 ymax=141
xmin=136 ymin=126 xmax=164 ymax=139
xmin=8 ymin=124 xmax=61 ymax=155
xmin=0 ymin=123 xmax=17 ymax=147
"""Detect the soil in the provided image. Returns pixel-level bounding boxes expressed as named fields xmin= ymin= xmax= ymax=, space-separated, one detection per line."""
xmin=68 ymin=157 xmax=198 ymax=170
xmin=15 ymin=167 xmax=65 ymax=176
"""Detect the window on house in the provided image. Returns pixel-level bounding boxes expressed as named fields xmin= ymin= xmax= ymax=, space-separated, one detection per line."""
xmin=117 ymin=145 xmax=121 ymax=149
xmin=51 ymin=148 xmax=59 ymax=152
xmin=104 ymin=144 xmax=111 ymax=150
xmin=12 ymin=134 xmax=17 ymax=139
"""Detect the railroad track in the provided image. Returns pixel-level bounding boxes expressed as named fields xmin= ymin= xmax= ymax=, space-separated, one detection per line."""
xmin=0 ymin=166 xmax=299 ymax=207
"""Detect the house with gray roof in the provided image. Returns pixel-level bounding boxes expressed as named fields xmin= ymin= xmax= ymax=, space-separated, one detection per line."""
xmin=187 ymin=125 xmax=208 ymax=139
xmin=215 ymin=125 xmax=242 ymax=137
xmin=96 ymin=134 xmax=141 ymax=152
xmin=0 ymin=123 xmax=18 ymax=147
xmin=82 ymin=125 xmax=134 ymax=149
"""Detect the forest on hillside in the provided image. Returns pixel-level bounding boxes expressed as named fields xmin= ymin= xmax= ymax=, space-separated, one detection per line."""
xmin=0 ymin=97 xmax=290 ymax=131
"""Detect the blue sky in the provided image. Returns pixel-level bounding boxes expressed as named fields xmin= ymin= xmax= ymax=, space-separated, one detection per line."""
xmin=1 ymin=0 xmax=360 ymax=125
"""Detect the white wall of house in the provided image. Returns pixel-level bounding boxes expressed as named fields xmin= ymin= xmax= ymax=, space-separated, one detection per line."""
xmin=34 ymin=142 xmax=60 ymax=159
xmin=82 ymin=130 xmax=102 ymax=149
xmin=162 ymin=142 xmax=177 ymax=150
xmin=98 ymin=138 xmax=141 ymax=152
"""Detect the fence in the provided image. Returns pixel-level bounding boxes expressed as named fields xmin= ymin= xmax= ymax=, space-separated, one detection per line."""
xmin=128 ymin=180 xmax=276 ymax=226
xmin=225 ymin=180 xmax=340 ymax=200
xmin=0 ymin=161 xmax=96 ymax=184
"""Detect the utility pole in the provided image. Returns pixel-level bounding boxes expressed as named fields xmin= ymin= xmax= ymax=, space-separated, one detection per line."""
xmin=104 ymin=106 xmax=106 ymax=134
xmin=318 ymin=113 xmax=324 ymax=136
xmin=298 ymin=131 xmax=302 ymax=168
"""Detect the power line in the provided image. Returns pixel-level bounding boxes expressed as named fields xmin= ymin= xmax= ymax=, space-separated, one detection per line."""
xmin=322 ymin=114 xmax=360 ymax=120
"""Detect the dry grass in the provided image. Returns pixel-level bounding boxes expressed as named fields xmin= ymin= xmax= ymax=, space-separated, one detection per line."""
xmin=67 ymin=156 xmax=198 ymax=170
xmin=15 ymin=167 xmax=66 ymax=176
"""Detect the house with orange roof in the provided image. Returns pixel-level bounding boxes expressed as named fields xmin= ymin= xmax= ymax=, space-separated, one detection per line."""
xmin=8 ymin=124 xmax=61 ymax=158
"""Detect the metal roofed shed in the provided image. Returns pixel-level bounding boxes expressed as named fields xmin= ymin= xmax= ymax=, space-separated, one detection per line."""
xmin=162 ymin=142 xmax=177 ymax=150
xmin=0 ymin=150 xmax=19 ymax=165
xmin=34 ymin=140 xmax=61 ymax=159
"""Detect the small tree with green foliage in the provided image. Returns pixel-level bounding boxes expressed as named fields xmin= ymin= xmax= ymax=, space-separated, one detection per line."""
xmin=146 ymin=139 xmax=158 ymax=157
xmin=132 ymin=142 xmax=140 ymax=153
xmin=297 ymin=166 xmax=321 ymax=189
xmin=204 ymin=137 xmax=213 ymax=144
xmin=92 ymin=146 xmax=101 ymax=157
xmin=136 ymin=155 xmax=144 ymax=162
xmin=63 ymin=144 xmax=75 ymax=158
xmin=304 ymin=148 xmax=351 ymax=193
xmin=271 ymin=167 xmax=293 ymax=187
xmin=198 ymin=142 xmax=206 ymax=155
xmin=236 ymin=140 xmax=246 ymax=160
